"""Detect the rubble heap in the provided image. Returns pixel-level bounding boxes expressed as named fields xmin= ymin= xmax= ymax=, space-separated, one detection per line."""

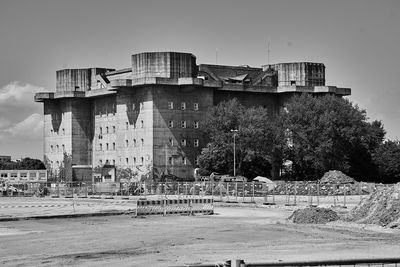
xmin=319 ymin=170 xmax=356 ymax=184
xmin=288 ymin=207 xmax=339 ymax=224
xmin=347 ymin=183 xmax=400 ymax=228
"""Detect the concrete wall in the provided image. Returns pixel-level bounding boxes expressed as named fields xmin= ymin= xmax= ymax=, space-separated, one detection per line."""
xmin=132 ymin=52 xmax=197 ymax=79
xmin=152 ymin=85 xmax=213 ymax=178
xmin=56 ymin=68 xmax=114 ymax=92
xmin=267 ymin=63 xmax=325 ymax=87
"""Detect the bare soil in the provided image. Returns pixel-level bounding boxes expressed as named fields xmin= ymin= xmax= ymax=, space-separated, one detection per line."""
xmin=1 ymin=206 xmax=400 ymax=267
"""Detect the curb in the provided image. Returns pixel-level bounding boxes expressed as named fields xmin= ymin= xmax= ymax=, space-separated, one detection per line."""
xmin=0 ymin=210 xmax=137 ymax=222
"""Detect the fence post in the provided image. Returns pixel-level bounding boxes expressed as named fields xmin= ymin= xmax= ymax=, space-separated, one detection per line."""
xmin=317 ymin=183 xmax=320 ymax=206
xmin=343 ymin=184 xmax=347 ymax=208
xmin=226 ymin=182 xmax=230 ymax=202
xmin=242 ymin=182 xmax=245 ymax=203
xmin=235 ymin=182 xmax=238 ymax=202
xmin=252 ymin=182 xmax=255 ymax=203
xmin=333 ymin=184 xmax=337 ymax=207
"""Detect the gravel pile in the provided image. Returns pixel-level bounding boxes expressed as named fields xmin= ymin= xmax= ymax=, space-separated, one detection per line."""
xmin=319 ymin=170 xmax=356 ymax=184
xmin=288 ymin=207 xmax=340 ymax=224
xmin=347 ymin=183 xmax=400 ymax=228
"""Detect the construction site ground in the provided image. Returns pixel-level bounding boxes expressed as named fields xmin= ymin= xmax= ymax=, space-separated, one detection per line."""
xmin=0 ymin=196 xmax=399 ymax=266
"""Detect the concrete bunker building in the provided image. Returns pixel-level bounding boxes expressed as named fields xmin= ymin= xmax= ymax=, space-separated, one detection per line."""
xmin=35 ymin=51 xmax=351 ymax=182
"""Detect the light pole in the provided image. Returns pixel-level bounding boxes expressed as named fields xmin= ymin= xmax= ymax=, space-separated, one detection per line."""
xmin=230 ymin=129 xmax=238 ymax=177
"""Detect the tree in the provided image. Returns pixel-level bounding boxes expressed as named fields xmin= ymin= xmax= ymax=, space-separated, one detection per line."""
xmin=199 ymin=98 xmax=284 ymax=179
xmin=0 ymin=157 xmax=45 ymax=170
xmin=373 ymin=140 xmax=400 ymax=183
xmin=281 ymin=94 xmax=385 ymax=181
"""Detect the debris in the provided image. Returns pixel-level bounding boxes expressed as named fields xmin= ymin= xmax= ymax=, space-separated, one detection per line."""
xmin=347 ymin=183 xmax=400 ymax=228
xmin=319 ymin=170 xmax=356 ymax=184
xmin=289 ymin=207 xmax=339 ymax=224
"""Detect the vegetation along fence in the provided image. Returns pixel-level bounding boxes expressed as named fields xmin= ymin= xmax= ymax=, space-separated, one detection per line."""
xmin=1 ymin=180 xmax=388 ymax=207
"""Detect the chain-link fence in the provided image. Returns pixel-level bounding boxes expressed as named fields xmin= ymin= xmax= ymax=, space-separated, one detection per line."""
xmin=1 ymin=180 xmax=383 ymax=208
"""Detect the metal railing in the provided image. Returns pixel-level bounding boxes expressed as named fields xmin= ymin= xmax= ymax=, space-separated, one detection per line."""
xmin=181 ymin=258 xmax=400 ymax=267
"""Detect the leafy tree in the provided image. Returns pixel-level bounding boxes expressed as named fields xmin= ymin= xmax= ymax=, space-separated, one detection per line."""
xmin=373 ymin=140 xmax=400 ymax=183
xmin=0 ymin=157 xmax=45 ymax=170
xmin=198 ymin=98 xmax=284 ymax=179
xmin=281 ymin=94 xmax=385 ymax=181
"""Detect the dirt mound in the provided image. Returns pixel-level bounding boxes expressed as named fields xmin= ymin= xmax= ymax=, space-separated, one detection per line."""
xmin=289 ymin=207 xmax=339 ymax=224
xmin=347 ymin=183 xmax=400 ymax=228
xmin=319 ymin=170 xmax=355 ymax=184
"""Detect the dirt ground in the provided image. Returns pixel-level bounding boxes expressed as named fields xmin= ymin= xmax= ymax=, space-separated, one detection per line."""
xmin=1 ymin=205 xmax=400 ymax=267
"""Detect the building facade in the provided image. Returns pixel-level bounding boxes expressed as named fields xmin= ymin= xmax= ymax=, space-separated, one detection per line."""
xmin=35 ymin=51 xmax=351 ymax=181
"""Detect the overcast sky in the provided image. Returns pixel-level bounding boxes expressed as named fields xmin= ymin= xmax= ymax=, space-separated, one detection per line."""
xmin=0 ymin=0 xmax=399 ymax=160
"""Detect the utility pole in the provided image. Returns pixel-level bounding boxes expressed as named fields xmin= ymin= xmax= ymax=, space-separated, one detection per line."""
xmin=230 ymin=129 xmax=238 ymax=177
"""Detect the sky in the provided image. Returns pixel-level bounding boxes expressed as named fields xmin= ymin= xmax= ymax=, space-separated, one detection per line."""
xmin=0 ymin=0 xmax=399 ymax=160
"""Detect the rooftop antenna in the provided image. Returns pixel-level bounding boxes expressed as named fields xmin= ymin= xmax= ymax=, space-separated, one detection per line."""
xmin=267 ymin=38 xmax=271 ymax=65
xmin=215 ymin=48 xmax=218 ymax=65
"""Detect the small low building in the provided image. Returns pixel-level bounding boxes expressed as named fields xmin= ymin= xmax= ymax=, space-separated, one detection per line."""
xmin=0 ymin=169 xmax=47 ymax=183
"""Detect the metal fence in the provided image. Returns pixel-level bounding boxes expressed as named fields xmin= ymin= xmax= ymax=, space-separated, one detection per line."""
xmin=181 ymin=258 xmax=400 ymax=267
xmin=1 ymin=180 xmax=383 ymax=208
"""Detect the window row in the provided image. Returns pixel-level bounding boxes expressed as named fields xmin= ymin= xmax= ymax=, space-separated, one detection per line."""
xmin=99 ymin=139 xmax=145 ymax=151
xmin=49 ymin=144 xmax=65 ymax=153
xmin=50 ymin=128 xmax=66 ymax=135
xmin=167 ymin=156 xmax=188 ymax=165
xmin=168 ymin=120 xmax=199 ymax=129
xmin=168 ymin=102 xmax=199 ymax=111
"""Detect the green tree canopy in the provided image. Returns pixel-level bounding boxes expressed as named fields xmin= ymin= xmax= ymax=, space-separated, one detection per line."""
xmin=373 ymin=140 xmax=400 ymax=183
xmin=281 ymin=94 xmax=385 ymax=180
xmin=198 ymin=98 xmax=284 ymax=179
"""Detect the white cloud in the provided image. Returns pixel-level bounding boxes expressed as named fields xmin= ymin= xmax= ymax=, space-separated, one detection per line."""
xmin=0 ymin=81 xmax=44 ymax=106
xmin=0 ymin=118 xmax=11 ymax=129
xmin=0 ymin=113 xmax=43 ymax=140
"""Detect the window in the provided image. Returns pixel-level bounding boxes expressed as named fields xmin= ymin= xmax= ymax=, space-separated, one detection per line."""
xmin=62 ymin=128 xmax=65 ymax=135
xmin=141 ymin=139 xmax=144 ymax=146
xmin=194 ymin=103 xmax=199 ymax=111
xmin=126 ymin=158 xmax=129 ymax=164
xmin=168 ymin=121 xmax=174 ymax=128
xmin=168 ymin=157 xmax=173 ymax=165
xmin=195 ymin=157 xmax=199 ymax=166
xmin=133 ymin=139 xmax=137 ymax=147
xmin=141 ymin=120 xmax=144 ymax=128
xmin=62 ymin=144 xmax=65 ymax=151
xmin=182 ymin=157 xmax=187 ymax=165
xmin=0 ymin=173 xmax=7 ymax=178
xmin=141 ymin=157 xmax=144 ymax=165
xmin=125 ymin=140 xmax=129 ymax=147
xmin=50 ymin=145 xmax=54 ymax=152
xmin=50 ymin=129 xmax=53 ymax=135
xmin=194 ymin=139 xmax=199 ymax=147
xmin=100 ymin=159 xmax=103 ymax=165
xmin=125 ymin=122 xmax=129 ymax=130
xmin=168 ymin=102 xmax=173 ymax=109
xmin=169 ymin=138 xmax=174 ymax=146
xmin=181 ymin=121 xmax=186 ymax=128
xmin=56 ymin=145 xmax=59 ymax=152
xmin=100 ymin=127 xmax=103 ymax=134
xmin=181 ymin=139 xmax=187 ymax=146
xmin=112 ymin=159 xmax=115 ymax=165
xmin=112 ymin=142 xmax=115 ymax=150
xmin=100 ymin=144 xmax=103 ymax=151
xmin=181 ymin=102 xmax=186 ymax=110
xmin=194 ymin=121 xmax=199 ymax=129
xmin=112 ymin=126 xmax=116 ymax=133
xmin=133 ymin=157 xmax=136 ymax=164
xmin=106 ymin=127 xmax=109 ymax=134
xmin=11 ymin=173 xmax=17 ymax=178
xmin=106 ymin=143 xmax=109 ymax=150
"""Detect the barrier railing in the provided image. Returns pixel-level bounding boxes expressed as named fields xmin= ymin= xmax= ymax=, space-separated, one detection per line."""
xmin=181 ymin=257 xmax=400 ymax=267
xmin=1 ymin=181 xmax=382 ymax=207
